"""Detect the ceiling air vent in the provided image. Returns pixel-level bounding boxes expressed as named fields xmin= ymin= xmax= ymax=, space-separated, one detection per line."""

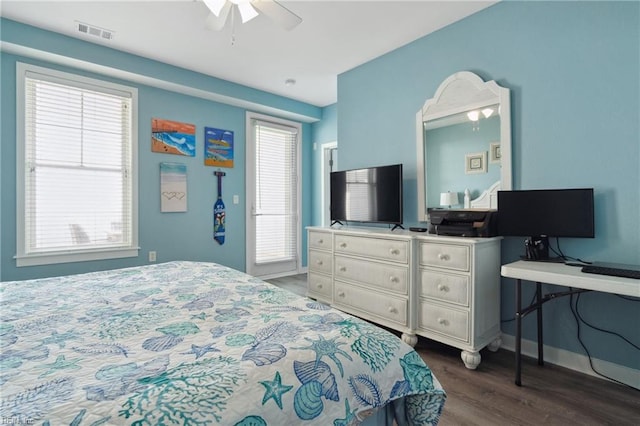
xmin=76 ymin=21 xmax=114 ymax=41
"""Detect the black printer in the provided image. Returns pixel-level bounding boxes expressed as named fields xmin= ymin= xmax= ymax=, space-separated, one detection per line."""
xmin=428 ymin=209 xmax=498 ymax=237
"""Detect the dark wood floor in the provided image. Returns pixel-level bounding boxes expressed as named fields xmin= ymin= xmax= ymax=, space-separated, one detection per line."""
xmin=266 ymin=274 xmax=640 ymax=425
xmin=415 ymin=339 xmax=639 ymax=425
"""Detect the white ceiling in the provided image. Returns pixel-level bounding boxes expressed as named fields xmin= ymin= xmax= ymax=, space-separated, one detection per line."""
xmin=0 ymin=0 xmax=496 ymax=107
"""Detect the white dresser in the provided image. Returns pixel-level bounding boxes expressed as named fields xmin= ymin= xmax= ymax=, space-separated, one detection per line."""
xmin=306 ymin=226 xmax=502 ymax=369
xmin=307 ymin=228 xmax=334 ymax=304
xmin=415 ymin=235 xmax=502 ymax=369
xmin=307 ymin=227 xmax=416 ymax=345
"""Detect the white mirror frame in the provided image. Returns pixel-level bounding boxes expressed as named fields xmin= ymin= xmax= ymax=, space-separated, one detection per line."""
xmin=416 ymin=71 xmax=512 ymax=222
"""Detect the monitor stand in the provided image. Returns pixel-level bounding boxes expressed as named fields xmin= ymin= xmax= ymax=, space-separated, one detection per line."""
xmin=521 ymin=236 xmax=561 ymax=262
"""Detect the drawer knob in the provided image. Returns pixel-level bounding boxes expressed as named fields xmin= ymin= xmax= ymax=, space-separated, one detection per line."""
xmin=389 ymin=276 xmax=399 ymax=283
xmin=318 ymin=239 xmax=324 ymax=244
xmin=339 ymin=266 xmax=346 ymax=272
xmin=316 ymin=260 xmax=323 ymax=266
xmin=438 ymin=253 xmax=450 ymax=261
xmin=437 ymin=318 xmax=449 ymax=326
xmin=339 ymin=242 xmax=347 ymax=248
xmin=317 ymin=284 xmax=323 ymax=289
xmin=337 ymin=291 xmax=345 ymax=298
xmin=388 ymin=306 xmax=398 ymax=314
xmin=390 ymin=248 xmax=400 ymax=255
xmin=437 ymin=284 xmax=449 ymax=292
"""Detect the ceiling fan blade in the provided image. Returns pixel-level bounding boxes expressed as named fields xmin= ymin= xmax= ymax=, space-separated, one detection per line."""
xmin=252 ymin=0 xmax=302 ymax=31
xmin=205 ymin=3 xmax=232 ymax=31
xmin=203 ymin=0 xmax=227 ymax=16
xmin=237 ymin=2 xmax=259 ymax=23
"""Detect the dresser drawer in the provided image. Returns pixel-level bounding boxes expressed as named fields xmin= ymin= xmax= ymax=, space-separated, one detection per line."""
xmin=335 ymin=255 xmax=408 ymax=294
xmin=308 ymin=230 xmax=332 ymax=251
xmin=419 ymin=269 xmax=469 ymax=306
xmin=420 ymin=242 xmax=470 ymax=271
xmin=419 ymin=301 xmax=469 ymax=342
xmin=308 ymin=250 xmax=332 ymax=274
xmin=307 ymin=272 xmax=332 ymax=299
xmin=335 ymin=235 xmax=409 ymax=264
xmin=334 ymin=281 xmax=408 ymax=326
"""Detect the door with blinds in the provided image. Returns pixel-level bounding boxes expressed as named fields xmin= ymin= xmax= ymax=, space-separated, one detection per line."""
xmin=246 ymin=112 xmax=301 ymax=278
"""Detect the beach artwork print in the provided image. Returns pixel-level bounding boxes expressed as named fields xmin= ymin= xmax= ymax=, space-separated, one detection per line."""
xmin=152 ymin=118 xmax=196 ymax=157
xmin=160 ymin=162 xmax=187 ymax=212
xmin=204 ymin=127 xmax=234 ymax=168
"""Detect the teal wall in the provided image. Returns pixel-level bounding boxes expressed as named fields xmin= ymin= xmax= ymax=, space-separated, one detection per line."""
xmin=0 ymin=18 xmax=318 ymax=281
xmin=337 ymin=1 xmax=639 ymax=370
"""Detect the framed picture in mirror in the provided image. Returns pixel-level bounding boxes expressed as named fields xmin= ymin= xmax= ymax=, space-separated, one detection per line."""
xmin=490 ymin=142 xmax=501 ymax=163
xmin=465 ymin=151 xmax=487 ymax=174
xmin=489 ymin=142 xmax=502 ymax=163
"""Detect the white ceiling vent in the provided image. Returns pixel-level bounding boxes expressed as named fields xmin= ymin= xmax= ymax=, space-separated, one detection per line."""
xmin=76 ymin=21 xmax=114 ymax=40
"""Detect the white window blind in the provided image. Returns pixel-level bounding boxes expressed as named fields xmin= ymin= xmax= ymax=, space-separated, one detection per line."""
xmin=16 ymin=63 xmax=138 ymax=266
xmin=253 ymin=120 xmax=298 ymax=264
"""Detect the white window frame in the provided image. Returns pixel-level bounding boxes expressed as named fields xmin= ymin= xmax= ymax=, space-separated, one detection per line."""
xmin=15 ymin=62 xmax=139 ymax=267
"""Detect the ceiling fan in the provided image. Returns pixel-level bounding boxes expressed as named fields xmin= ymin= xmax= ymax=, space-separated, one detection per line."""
xmin=203 ymin=0 xmax=302 ymax=31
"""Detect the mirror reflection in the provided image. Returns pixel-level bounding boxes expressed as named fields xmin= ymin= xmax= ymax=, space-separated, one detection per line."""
xmin=416 ymin=72 xmax=511 ymax=222
xmin=424 ymin=104 xmax=501 ymax=207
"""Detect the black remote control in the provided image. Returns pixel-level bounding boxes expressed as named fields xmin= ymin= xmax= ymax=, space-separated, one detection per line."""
xmin=409 ymin=227 xmax=428 ymax=232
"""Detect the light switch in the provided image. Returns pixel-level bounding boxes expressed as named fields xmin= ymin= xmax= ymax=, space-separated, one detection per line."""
xmin=233 ymin=195 xmax=239 ymax=204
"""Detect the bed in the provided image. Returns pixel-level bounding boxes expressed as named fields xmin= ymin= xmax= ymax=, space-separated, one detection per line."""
xmin=0 ymin=261 xmax=445 ymax=425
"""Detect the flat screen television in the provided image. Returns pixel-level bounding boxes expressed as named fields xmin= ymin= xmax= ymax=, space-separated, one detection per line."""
xmin=330 ymin=164 xmax=403 ymax=229
xmin=497 ymin=188 xmax=595 ymax=261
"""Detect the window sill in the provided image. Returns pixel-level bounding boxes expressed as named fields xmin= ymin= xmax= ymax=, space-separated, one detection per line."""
xmin=15 ymin=247 xmax=140 ymax=267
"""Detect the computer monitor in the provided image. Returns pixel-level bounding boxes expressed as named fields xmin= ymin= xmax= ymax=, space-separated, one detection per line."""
xmin=497 ymin=188 xmax=595 ymax=260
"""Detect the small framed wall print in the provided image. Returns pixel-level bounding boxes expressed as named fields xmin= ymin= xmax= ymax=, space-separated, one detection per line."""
xmin=465 ymin=151 xmax=487 ymax=174
xmin=160 ymin=162 xmax=187 ymax=212
xmin=151 ymin=118 xmax=196 ymax=157
xmin=490 ymin=142 xmax=501 ymax=164
xmin=204 ymin=127 xmax=234 ymax=168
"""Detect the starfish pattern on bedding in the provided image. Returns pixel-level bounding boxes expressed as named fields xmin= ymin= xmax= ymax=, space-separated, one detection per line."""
xmin=182 ymin=343 xmax=220 ymax=359
xmin=259 ymin=371 xmax=293 ymax=409
xmin=38 ymin=355 xmax=82 ymax=378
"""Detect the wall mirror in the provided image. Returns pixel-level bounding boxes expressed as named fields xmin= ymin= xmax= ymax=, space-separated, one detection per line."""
xmin=416 ymin=71 xmax=512 ymax=222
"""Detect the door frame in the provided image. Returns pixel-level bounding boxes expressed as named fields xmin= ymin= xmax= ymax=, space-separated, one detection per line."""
xmin=245 ymin=111 xmax=302 ymax=278
xmin=321 ymin=141 xmax=337 ymax=227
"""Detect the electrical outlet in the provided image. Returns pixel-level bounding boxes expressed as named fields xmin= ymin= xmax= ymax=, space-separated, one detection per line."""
xmin=233 ymin=195 xmax=239 ymax=204
xmin=149 ymin=251 xmax=156 ymax=262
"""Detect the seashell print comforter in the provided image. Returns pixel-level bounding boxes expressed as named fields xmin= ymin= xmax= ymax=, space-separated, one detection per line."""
xmin=0 ymin=261 xmax=445 ymax=425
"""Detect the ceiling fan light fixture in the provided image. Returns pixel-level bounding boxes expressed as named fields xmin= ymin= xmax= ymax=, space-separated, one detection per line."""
xmin=203 ymin=0 xmax=227 ymax=16
xmin=205 ymin=3 xmax=232 ymax=31
xmin=203 ymin=0 xmax=302 ymax=32
xmin=236 ymin=2 xmax=259 ymax=23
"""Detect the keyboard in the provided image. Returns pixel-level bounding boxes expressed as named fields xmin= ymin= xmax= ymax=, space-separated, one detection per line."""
xmin=582 ymin=262 xmax=640 ymax=280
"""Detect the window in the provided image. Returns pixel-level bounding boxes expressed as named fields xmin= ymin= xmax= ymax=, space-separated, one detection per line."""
xmin=16 ymin=63 xmax=138 ymax=266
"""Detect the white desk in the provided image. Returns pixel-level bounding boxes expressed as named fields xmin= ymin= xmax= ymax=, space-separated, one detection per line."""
xmin=501 ymin=260 xmax=640 ymax=386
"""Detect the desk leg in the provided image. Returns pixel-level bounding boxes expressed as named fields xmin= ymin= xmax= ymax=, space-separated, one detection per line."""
xmin=515 ymin=278 xmax=522 ymax=386
xmin=536 ymin=282 xmax=544 ymax=366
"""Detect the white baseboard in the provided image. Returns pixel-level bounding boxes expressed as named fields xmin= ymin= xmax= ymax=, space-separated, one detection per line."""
xmin=500 ymin=334 xmax=640 ymax=390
